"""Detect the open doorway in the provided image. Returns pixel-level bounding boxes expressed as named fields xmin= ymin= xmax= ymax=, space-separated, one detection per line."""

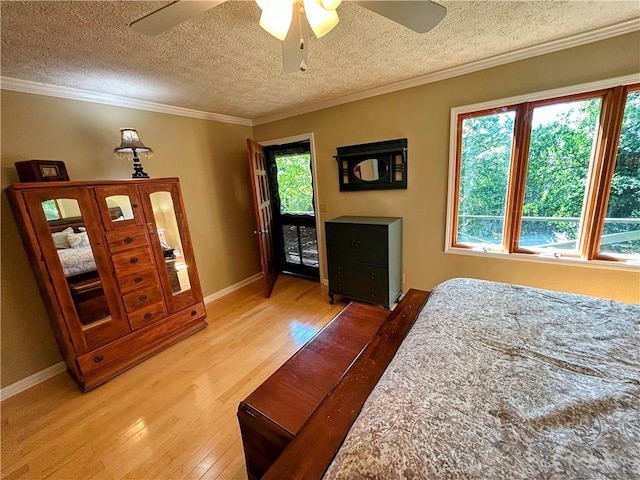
xmin=264 ymin=140 xmax=320 ymax=281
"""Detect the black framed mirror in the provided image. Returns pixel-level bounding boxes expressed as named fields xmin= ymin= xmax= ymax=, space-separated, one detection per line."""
xmin=335 ymin=138 xmax=407 ymax=191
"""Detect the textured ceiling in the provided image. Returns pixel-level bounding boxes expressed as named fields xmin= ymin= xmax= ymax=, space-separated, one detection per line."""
xmin=1 ymin=1 xmax=639 ymax=121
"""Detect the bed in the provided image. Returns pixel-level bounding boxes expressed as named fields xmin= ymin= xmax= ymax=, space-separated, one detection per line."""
xmin=48 ymin=206 xmax=123 ymax=277
xmin=47 ymin=207 xmax=123 ymax=324
xmin=260 ymin=278 xmax=640 ymax=479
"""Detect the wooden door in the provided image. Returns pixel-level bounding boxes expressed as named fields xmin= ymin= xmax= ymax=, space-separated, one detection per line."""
xmin=22 ymin=187 xmax=130 ymax=353
xmin=93 ymin=185 xmax=145 ymax=230
xmin=247 ymin=139 xmax=277 ymax=298
xmin=138 ymin=180 xmax=203 ymax=313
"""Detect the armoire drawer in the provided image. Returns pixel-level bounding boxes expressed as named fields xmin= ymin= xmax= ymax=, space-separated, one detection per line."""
xmin=116 ymin=268 xmax=158 ymax=294
xmin=112 ymin=248 xmax=155 ymax=276
xmin=128 ymin=302 xmax=166 ymax=330
xmin=77 ymin=302 xmax=207 ymax=378
xmin=106 ymin=227 xmax=149 ymax=253
xmin=122 ymin=285 xmax=163 ymax=313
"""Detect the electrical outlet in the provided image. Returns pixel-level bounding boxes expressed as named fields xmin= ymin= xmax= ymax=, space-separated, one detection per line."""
xmin=319 ymin=203 xmax=328 ymax=213
xmin=402 ymin=273 xmax=406 ymax=284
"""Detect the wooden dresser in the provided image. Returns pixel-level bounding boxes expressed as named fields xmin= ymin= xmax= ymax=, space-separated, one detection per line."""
xmin=325 ymin=216 xmax=402 ymax=308
xmin=6 ymin=178 xmax=206 ymax=391
xmin=237 ymin=302 xmax=389 ymax=480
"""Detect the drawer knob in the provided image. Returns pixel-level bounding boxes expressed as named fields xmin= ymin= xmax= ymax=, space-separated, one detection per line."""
xmin=371 ymin=273 xmax=376 ymax=280
xmin=124 ymin=236 xmax=134 ymax=244
xmin=191 ymin=310 xmax=197 ymax=316
xmin=130 ymin=257 xmax=138 ymax=264
xmin=144 ymin=312 xmax=152 ymax=320
xmin=134 ymin=276 xmax=143 ymax=283
xmin=337 ymin=268 xmax=343 ymax=275
xmin=139 ymin=295 xmax=148 ymax=302
xmin=371 ymin=292 xmax=377 ymax=298
xmin=338 ymin=285 xmax=343 ymax=293
xmin=94 ymin=355 xmax=104 ymax=363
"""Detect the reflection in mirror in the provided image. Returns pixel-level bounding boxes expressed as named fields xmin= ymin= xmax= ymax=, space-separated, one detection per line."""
xmin=394 ymin=154 xmax=403 ymax=182
xmin=43 ymin=198 xmax=112 ymax=329
xmin=149 ymin=192 xmax=192 ymax=295
xmin=105 ymin=195 xmax=134 ymax=221
xmin=353 ymin=158 xmax=389 ymax=181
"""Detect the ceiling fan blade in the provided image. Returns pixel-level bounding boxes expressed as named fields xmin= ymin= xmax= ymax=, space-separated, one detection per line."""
xmin=130 ymin=0 xmax=227 ymax=36
xmin=282 ymin=8 xmax=307 ymax=73
xmin=353 ymin=0 xmax=446 ymax=33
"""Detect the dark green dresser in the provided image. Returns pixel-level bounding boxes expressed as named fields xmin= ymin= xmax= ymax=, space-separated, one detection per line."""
xmin=325 ymin=216 xmax=402 ymax=308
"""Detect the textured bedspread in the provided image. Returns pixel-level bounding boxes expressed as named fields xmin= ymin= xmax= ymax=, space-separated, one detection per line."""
xmin=324 ymin=278 xmax=640 ymax=479
xmin=57 ymin=246 xmax=97 ymax=276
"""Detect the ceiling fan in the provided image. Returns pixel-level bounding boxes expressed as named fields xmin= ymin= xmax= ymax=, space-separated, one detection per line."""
xmin=130 ymin=0 xmax=446 ymax=72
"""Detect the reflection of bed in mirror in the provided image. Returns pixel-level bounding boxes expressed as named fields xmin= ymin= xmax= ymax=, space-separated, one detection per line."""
xmin=49 ymin=207 xmax=123 ymax=325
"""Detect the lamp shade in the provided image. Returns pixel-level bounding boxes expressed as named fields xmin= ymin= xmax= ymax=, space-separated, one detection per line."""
xmin=114 ymin=128 xmax=152 ymax=179
xmin=114 ymin=128 xmax=152 ymax=156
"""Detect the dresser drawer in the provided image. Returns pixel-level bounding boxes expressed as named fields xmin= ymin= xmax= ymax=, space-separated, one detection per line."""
xmin=106 ymin=227 xmax=149 ymax=253
xmin=328 ymin=262 xmax=387 ymax=285
xmin=112 ymin=248 xmax=154 ymax=276
xmin=128 ymin=302 xmax=166 ymax=330
xmin=116 ymin=268 xmax=158 ymax=294
xmin=328 ymin=263 xmax=389 ymax=306
xmin=325 ymin=223 xmax=388 ymax=264
xmin=122 ymin=285 xmax=163 ymax=313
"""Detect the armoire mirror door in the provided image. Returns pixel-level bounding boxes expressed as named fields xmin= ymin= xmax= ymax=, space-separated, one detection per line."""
xmin=138 ymin=182 xmax=202 ymax=312
xmin=94 ymin=185 xmax=145 ymax=230
xmin=23 ymin=188 xmax=129 ymax=353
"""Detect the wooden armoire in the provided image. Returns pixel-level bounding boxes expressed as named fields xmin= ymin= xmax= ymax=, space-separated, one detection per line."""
xmin=6 ymin=178 xmax=207 ymax=391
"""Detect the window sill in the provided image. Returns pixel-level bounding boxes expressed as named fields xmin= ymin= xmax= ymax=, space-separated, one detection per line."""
xmin=445 ymin=246 xmax=640 ymax=271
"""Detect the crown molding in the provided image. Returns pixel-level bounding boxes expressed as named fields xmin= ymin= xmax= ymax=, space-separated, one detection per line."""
xmin=1 ymin=18 xmax=638 ymax=128
xmin=252 ymin=17 xmax=640 ymax=125
xmin=0 ymin=77 xmax=253 ymax=127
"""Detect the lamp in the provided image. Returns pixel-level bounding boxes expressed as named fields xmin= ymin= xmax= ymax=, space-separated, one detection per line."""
xmin=257 ymin=0 xmax=340 ymax=41
xmin=114 ymin=128 xmax=152 ymax=179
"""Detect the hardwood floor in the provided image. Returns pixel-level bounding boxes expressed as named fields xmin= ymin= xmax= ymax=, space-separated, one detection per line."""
xmin=1 ymin=275 xmax=349 ymax=480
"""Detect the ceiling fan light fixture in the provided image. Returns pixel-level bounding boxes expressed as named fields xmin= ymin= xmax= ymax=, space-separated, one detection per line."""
xmin=258 ymin=0 xmax=294 ymax=41
xmin=303 ymin=0 xmax=339 ymax=38
xmin=321 ymin=0 xmax=342 ymax=10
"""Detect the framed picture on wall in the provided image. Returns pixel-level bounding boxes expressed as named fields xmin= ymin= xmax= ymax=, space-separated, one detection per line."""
xmin=15 ymin=160 xmax=70 ymax=182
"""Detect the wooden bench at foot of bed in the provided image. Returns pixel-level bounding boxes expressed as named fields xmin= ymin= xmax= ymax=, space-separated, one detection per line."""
xmin=237 ymin=289 xmax=430 ymax=480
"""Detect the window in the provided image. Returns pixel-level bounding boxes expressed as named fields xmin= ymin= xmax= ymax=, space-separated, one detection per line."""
xmin=41 ymin=199 xmax=61 ymax=220
xmin=457 ymin=110 xmax=515 ymax=248
xmin=275 ymin=153 xmax=314 ymax=214
xmin=599 ymin=90 xmax=640 ymax=259
xmin=449 ymin=80 xmax=639 ymax=265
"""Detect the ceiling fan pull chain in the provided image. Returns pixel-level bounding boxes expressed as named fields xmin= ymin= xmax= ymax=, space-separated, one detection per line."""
xmin=298 ymin=3 xmax=308 ymax=71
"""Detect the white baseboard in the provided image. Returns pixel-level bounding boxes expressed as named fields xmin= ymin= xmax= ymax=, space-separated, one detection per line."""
xmin=1 ymin=361 xmax=67 ymax=401
xmin=1 ymin=273 xmax=263 ymax=402
xmin=203 ymin=273 xmax=263 ymax=305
